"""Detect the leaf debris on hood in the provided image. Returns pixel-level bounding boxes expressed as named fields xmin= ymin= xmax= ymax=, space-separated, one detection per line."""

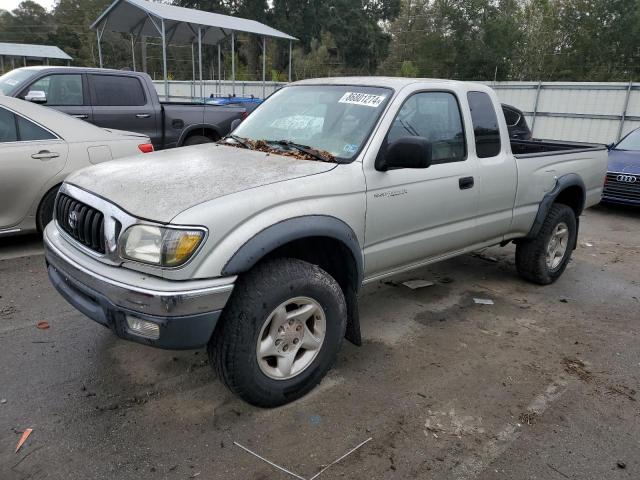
xmin=221 ymin=139 xmax=336 ymax=163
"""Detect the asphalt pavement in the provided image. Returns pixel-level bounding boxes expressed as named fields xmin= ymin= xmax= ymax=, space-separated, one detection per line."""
xmin=1 ymin=204 xmax=638 ymax=479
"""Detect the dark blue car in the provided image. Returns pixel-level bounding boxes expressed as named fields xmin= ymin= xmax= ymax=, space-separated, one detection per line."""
xmin=602 ymin=128 xmax=640 ymax=206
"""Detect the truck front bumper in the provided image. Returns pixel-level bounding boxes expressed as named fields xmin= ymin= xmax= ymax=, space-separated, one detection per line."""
xmin=44 ymin=225 xmax=235 ymax=350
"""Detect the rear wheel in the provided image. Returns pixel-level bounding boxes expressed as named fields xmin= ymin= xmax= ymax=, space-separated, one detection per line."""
xmin=183 ymin=134 xmax=214 ymax=146
xmin=209 ymin=258 xmax=346 ymax=407
xmin=515 ymin=203 xmax=577 ymax=285
xmin=36 ymin=185 xmax=60 ymax=233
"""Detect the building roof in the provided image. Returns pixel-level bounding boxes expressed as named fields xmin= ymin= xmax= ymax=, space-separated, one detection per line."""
xmin=0 ymin=43 xmax=72 ymax=60
xmin=91 ymin=0 xmax=297 ymax=44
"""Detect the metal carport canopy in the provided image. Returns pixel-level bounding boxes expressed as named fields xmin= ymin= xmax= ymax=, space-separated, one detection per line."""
xmin=91 ymin=0 xmax=297 ymax=99
xmin=0 ymin=43 xmax=72 ymax=71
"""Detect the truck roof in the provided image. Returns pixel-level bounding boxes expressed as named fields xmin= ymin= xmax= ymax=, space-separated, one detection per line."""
xmin=292 ymin=76 xmax=490 ymax=91
xmin=10 ymin=66 xmax=148 ymax=76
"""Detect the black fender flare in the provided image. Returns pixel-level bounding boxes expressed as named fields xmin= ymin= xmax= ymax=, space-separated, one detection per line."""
xmin=221 ymin=215 xmax=364 ymax=287
xmin=527 ymin=173 xmax=585 ymax=239
xmin=177 ymin=124 xmax=222 ymax=146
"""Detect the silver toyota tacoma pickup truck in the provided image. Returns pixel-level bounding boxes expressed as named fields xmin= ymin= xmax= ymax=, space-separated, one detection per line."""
xmin=44 ymin=77 xmax=607 ymax=407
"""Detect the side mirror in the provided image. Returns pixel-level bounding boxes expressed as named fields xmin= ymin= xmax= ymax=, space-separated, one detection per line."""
xmin=230 ymin=118 xmax=242 ymax=131
xmin=376 ymin=136 xmax=432 ymax=171
xmin=25 ymin=90 xmax=47 ymax=104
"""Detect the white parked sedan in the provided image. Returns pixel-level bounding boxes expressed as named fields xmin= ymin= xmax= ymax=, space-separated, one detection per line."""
xmin=0 ymin=95 xmax=153 ymax=236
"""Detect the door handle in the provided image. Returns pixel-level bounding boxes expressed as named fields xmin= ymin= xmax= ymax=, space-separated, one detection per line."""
xmin=73 ymin=114 xmax=88 ymax=119
xmin=459 ymin=176 xmax=474 ymax=190
xmin=136 ymin=113 xmax=151 ymax=118
xmin=31 ymin=150 xmax=59 ymax=160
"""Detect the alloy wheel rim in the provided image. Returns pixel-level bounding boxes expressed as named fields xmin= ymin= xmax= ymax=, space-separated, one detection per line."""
xmin=546 ymin=222 xmax=569 ymax=270
xmin=256 ymin=296 xmax=326 ymax=380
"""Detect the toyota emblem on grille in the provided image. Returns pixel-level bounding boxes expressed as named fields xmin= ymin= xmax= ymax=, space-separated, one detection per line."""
xmin=68 ymin=210 xmax=78 ymax=229
xmin=616 ymin=174 xmax=637 ymax=183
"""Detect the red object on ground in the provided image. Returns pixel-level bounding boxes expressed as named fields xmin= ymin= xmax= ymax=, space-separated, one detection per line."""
xmin=15 ymin=428 xmax=33 ymax=453
xmin=36 ymin=321 xmax=49 ymax=329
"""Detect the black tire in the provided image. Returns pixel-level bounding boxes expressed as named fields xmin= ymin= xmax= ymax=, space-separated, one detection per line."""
xmin=183 ymin=134 xmax=213 ymax=146
xmin=36 ymin=185 xmax=60 ymax=233
xmin=516 ymin=203 xmax=577 ymax=285
xmin=209 ymin=258 xmax=347 ymax=407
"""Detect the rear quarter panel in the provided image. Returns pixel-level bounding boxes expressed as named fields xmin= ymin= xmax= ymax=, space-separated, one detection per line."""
xmin=510 ymin=148 xmax=608 ymax=236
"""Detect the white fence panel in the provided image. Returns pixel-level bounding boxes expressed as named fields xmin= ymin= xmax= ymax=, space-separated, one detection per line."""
xmin=487 ymin=81 xmax=639 ymax=144
xmin=153 ymin=80 xmax=286 ymax=101
xmin=154 ymin=79 xmax=640 ymax=145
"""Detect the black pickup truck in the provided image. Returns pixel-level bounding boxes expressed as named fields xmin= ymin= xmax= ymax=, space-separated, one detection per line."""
xmin=0 ymin=66 xmax=246 ymax=149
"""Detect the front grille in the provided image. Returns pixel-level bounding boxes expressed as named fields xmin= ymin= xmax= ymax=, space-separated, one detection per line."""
xmin=603 ymin=173 xmax=640 ymax=202
xmin=55 ymin=193 xmax=106 ymax=253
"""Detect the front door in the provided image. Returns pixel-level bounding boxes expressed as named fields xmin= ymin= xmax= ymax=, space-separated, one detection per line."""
xmin=20 ymin=73 xmax=92 ymax=122
xmin=0 ymin=106 xmax=67 ymax=229
xmin=363 ymin=90 xmax=482 ymax=279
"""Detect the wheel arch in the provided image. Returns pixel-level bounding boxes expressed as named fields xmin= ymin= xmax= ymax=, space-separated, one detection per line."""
xmin=527 ymin=173 xmax=585 ymax=240
xmin=221 ymin=215 xmax=364 ymax=346
xmin=177 ymin=124 xmax=222 ymax=146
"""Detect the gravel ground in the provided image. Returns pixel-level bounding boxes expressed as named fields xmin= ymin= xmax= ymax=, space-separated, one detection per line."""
xmin=0 ymin=203 xmax=638 ymax=480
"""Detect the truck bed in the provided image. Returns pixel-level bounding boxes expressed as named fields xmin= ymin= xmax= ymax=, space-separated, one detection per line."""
xmin=511 ymin=139 xmax=607 ymax=158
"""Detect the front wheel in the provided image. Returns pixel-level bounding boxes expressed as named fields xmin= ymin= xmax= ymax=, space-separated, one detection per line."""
xmin=209 ymin=258 xmax=347 ymax=407
xmin=515 ymin=203 xmax=577 ymax=285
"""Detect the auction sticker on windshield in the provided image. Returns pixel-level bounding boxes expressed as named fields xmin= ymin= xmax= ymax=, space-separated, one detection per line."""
xmin=339 ymin=92 xmax=386 ymax=108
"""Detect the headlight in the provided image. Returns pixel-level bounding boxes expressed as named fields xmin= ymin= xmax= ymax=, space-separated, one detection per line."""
xmin=120 ymin=225 xmax=205 ymax=267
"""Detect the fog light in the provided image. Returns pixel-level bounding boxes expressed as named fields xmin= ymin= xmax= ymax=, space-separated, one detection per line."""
xmin=126 ymin=316 xmax=160 ymax=340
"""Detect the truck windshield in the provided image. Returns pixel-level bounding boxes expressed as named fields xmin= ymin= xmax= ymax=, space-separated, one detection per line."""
xmin=229 ymin=85 xmax=392 ymax=162
xmin=0 ymin=69 xmax=36 ymax=95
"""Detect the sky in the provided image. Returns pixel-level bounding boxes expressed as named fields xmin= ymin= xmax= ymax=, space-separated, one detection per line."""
xmin=1 ymin=0 xmax=57 ymax=11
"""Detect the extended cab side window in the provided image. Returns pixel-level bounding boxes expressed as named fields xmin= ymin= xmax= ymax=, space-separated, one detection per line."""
xmin=387 ymin=91 xmax=466 ymax=164
xmin=91 ymin=75 xmax=147 ymax=106
xmin=468 ymin=92 xmax=501 ymax=158
xmin=0 ymin=107 xmax=18 ymax=142
xmin=25 ymin=74 xmax=84 ymax=106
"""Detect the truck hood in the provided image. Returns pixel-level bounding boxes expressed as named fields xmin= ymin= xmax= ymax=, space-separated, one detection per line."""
xmin=66 ymin=144 xmax=336 ymax=222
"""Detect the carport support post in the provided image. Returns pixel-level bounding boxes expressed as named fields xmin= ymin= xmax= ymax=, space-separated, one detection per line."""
xmin=531 ymin=81 xmax=542 ymax=136
xmin=231 ymin=32 xmax=236 ymax=96
xmin=131 ymin=34 xmax=136 ymax=71
xmin=198 ymin=27 xmax=203 ymax=99
xmin=217 ymin=43 xmax=221 ymax=95
xmin=191 ymin=42 xmax=195 ymax=99
xmin=262 ymin=36 xmax=266 ymax=99
xmin=288 ymin=40 xmax=292 ymax=82
xmin=617 ymin=80 xmax=633 ymax=141
xmin=96 ymin=30 xmax=103 ymax=68
xmin=161 ymin=19 xmax=169 ymax=101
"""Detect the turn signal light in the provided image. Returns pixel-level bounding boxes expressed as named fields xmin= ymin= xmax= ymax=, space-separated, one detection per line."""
xmin=138 ymin=143 xmax=154 ymax=153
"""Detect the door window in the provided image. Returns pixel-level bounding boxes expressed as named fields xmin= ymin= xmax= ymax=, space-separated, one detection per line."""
xmin=91 ymin=75 xmax=147 ymax=106
xmin=387 ymin=91 xmax=466 ymax=164
xmin=0 ymin=107 xmax=18 ymax=142
xmin=26 ymin=74 xmax=84 ymax=106
xmin=468 ymin=92 xmax=501 ymax=158
xmin=17 ymin=116 xmax=56 ymax=141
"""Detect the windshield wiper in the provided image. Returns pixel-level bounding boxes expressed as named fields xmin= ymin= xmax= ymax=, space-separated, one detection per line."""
xmin=224 ymin=134 xmax=252 ymax=149
xmin=264 ymin=139 xmax=332 ymax=162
